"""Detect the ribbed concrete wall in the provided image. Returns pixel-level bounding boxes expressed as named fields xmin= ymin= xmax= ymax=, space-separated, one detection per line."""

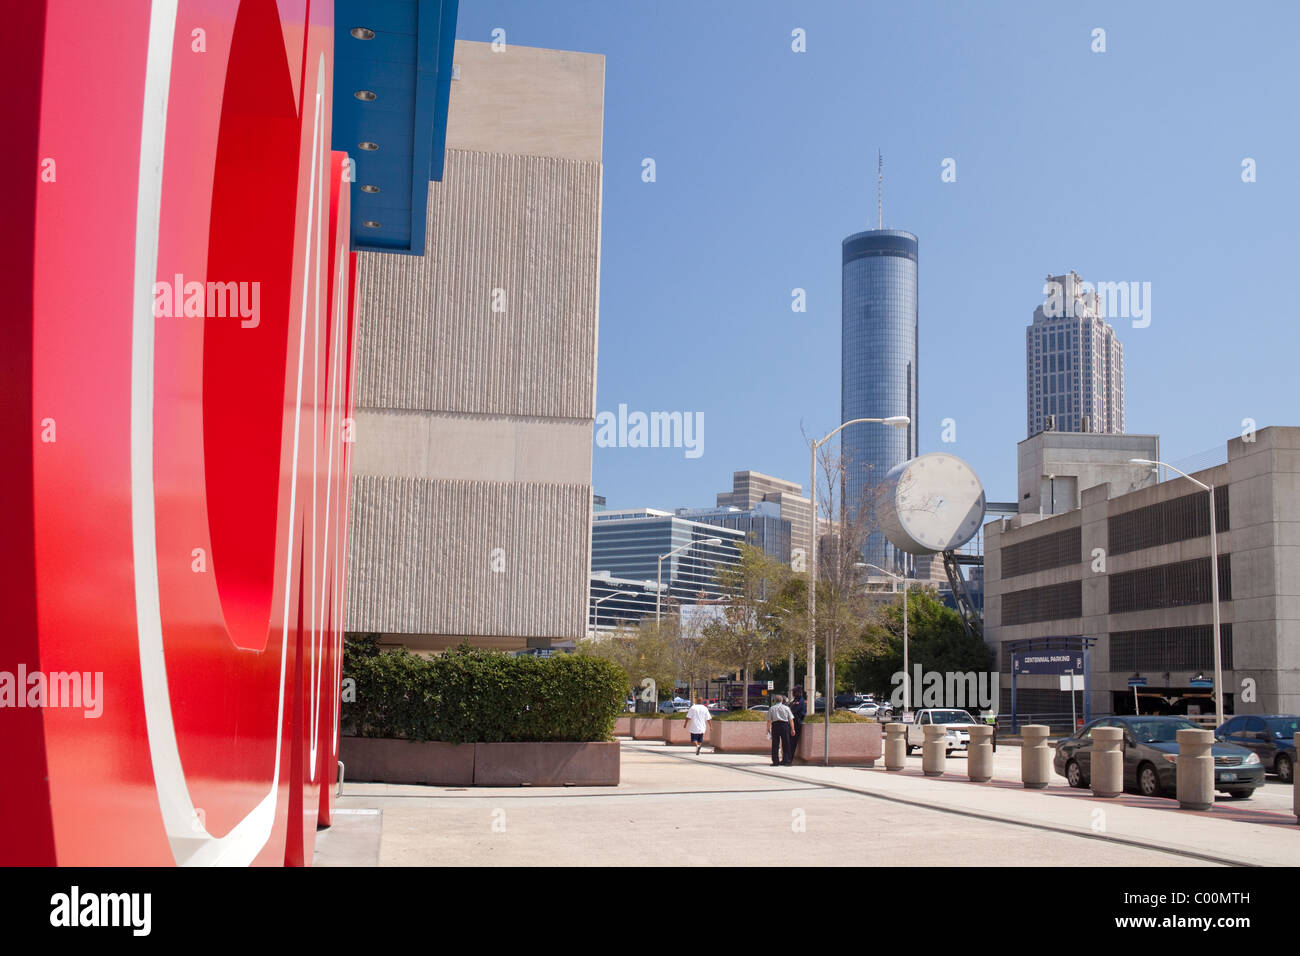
xmin=354 ymin=149 xmax=600 ymax=419
xmin=345 ymin=141 xmax=601 ymax=645
xmin=346 ymin=476 xmax=589 ymax=638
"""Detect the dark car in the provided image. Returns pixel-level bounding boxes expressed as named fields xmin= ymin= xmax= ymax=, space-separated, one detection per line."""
xmin=1216 ymin=715 xmax=1298 ymax=783
xmin=1054 ymin=716 xmax=1264 ymax=799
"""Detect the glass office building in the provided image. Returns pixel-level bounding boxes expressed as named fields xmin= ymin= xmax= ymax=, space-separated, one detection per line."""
xmin=841 ymin=229 xmax=918 ymax=573
xmin=590 ymin=510 xmax=743 ymax=608
xmin=673 ymin=503 xmax=792 ymax=565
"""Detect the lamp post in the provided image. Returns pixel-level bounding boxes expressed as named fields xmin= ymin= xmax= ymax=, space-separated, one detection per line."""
xmin=588 ymin=590 xmax=624 ymax=639
xmin=657 ymin=537 xmax=722 ymax=623
xmin=860 ymin=563 xmax=909 ymax=712
xmin=1130 ymin=458 xmax=1224 ymax=724
xmin=808 ymin=415 xmax=909 ymax=764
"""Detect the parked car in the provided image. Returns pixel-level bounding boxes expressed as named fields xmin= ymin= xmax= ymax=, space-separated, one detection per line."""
xmin=1216 ymin=714 xmax=1298 ymax=783
xmin=748 ymin=704 xmax=770 ymax=713
xmin=1055 ymin=716 xmax=1264 ymax=799
xmin=849 ymin=700 xmax=893 ymax=718
xmin=834 ymin=692 xmax=862 ymax=709
xmin=706 ymin=699 xmax=730 ymax=714
xmin=904 ymin=709 xmax=980 ymax=754
xmin=660 ymin=697 xmax=691 ymax=714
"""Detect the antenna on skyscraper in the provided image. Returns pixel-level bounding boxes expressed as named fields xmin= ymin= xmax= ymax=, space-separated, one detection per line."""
xmin=877 ymin=151 xmax=883 ymax=229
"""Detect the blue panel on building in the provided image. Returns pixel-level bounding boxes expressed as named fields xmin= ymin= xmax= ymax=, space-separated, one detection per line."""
xmin=332 ymin=0 xmax=459 ymax=255
xmin=1012 ymin=651 xmax=1085 ymax=676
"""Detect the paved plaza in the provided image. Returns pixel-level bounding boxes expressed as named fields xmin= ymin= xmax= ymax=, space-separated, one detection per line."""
xmin=315 ymin=739 xmax=1298 ymax=866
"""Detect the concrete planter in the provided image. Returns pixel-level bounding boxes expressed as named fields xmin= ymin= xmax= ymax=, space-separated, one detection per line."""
xmin=709 ymin=720 xmax=772 ymax=753
xmin=340 ymin=737 xmax=475 ymax=786
xmin=796 ymin=722 xmax=883 ymax=766
xmin=613 ymin=715 xmax=634 ymax=737
xmin=630 ymin=716 xmax=666 ymax=740
xmin=339 ymin=737 xmax=620 ymax=787
xmin=663 ymin=719 xmax=694 ymax=744
xmin=474 ymin=742 xmax=620 ymax=787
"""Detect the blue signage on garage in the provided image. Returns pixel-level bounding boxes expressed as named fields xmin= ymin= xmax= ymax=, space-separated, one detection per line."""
xmin=1012 ymin=651 xmax=1084 ymax=675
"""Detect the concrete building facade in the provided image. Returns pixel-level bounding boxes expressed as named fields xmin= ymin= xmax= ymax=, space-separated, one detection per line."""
xmin=984 ymin=427 xmax=1300 ymax=720
xmin=714 ymin=470 xmax=810 ymax=559
xmin=344 ymin=41 xmax=605 ymax=651
xmin=1026 ymin=271 xmax=1125 ymax=438
xmin=1018 ymin=430 xmax=1160 ymax=516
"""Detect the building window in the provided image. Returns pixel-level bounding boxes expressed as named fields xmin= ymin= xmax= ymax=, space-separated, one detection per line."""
xmin=1109 ymin=624 xmax=1234 ymax=672
xmin=1002 ymin=581 xmax=1083 ymax=625
xmin=1108 ymin=555 xmax=1233 ymax=614
xmin=1002 ymin=527 xmax=1082 ymax=579
xmin=1108 ymin=486 xmax=1230 ymax=555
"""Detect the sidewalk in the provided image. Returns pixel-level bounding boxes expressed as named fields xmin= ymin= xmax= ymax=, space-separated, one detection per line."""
xmin=314 ymin=739 xmax=1298 ymax=866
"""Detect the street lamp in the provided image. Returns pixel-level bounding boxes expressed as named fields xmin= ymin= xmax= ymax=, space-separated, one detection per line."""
xmin=657 ymin=537 xmax=722 ymax=623
xmin=763 ymin=607 xmax=796 ymax=697
xmin=1130 ymin=458 xmax=1224 ymax=724
xmin=588 ymin=590 xmax=625 ymax=638
xmin=808 ymin=415 xmax=909 ymax=764
xmin=860 ymin=562 xmax=909 ymax=712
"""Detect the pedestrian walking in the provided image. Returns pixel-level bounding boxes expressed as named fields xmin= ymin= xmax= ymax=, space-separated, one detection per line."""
xmin=766 ymin=695 xmax=795 ymax=766
xmin=788 ymin=688 xmax=806 ymax=766
xmin=685 ymin=696 xmax=712 ymax=755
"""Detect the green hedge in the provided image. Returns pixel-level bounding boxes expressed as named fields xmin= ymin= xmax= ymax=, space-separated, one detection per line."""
xmin=341 ymin=639 xmax=627 ymax=743
xmin=717 ymin=709 xmax=767 ymax=722
xmin=803 ymin=711 xmax=873 ymax=724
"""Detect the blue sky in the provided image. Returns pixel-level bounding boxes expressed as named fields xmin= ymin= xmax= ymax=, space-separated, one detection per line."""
xmin=454 ymin=1 xmax=1300 ymax=510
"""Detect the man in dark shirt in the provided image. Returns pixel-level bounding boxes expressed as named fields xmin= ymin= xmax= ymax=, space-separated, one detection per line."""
xmin=787 ymin=688 xmax=806 ymax=766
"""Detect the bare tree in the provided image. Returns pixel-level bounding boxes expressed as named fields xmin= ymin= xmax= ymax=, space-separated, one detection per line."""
xmin=806 ymin=435 xmax=897 ymax=703
xmin=578 ymin=618 xmax=674 ymax=705
xmin=667 ymin=606 xmax=719 ymax=703
xmin=703 ymin=542 xmax=791 ymax=710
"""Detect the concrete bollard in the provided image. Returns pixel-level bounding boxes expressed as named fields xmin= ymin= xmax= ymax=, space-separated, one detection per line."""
xmin=1176 ymin=728 xmax=1214 ymax=811
xmin=922 ymin=724 xmax=947 ymax=777
xmin=885 ymin=723 xmax=907 ymax=771
xmin=967 ymin=725 xmax=993 ymax=782
xmin=1021 ymin=724 xmax=1051 ymax=789
xmin=1091 ymin=726 xmax=1124 ymax=798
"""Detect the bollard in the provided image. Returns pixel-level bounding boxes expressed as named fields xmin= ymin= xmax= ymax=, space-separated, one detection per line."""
xmin=1091 ymin=726 xmax=1124 ymax=798
xmin=885 ymin=723 xmax=907 ymax=771
xmin=1021 ymin=724 xmax=1051 ymax=789
xmin=1176 ymin=728 xmax=1214 ymax=811
xmin=922 ymin=724 xmax=948 ymax=777
xmin=967 ymin=725 xmax=993 ymax=782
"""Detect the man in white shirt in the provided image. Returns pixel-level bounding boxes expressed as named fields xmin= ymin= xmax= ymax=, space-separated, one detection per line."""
xmin=766 ymin=695 xmax=796 ymax=766
xmin=685 ymin=697 xmax=712 ymax=755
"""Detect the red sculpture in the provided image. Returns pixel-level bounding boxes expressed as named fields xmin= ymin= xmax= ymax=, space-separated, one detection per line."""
xmin=3 ymin=0 xmax=356 ymax=866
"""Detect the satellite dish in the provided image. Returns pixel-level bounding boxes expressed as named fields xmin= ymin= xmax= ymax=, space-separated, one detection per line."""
xmin=879 ymin=453 xmax=986 ymax=555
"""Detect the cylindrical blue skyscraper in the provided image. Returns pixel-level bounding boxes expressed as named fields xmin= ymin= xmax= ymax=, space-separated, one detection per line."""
xmin=841 ymin=229 xmax=918 ymax=573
